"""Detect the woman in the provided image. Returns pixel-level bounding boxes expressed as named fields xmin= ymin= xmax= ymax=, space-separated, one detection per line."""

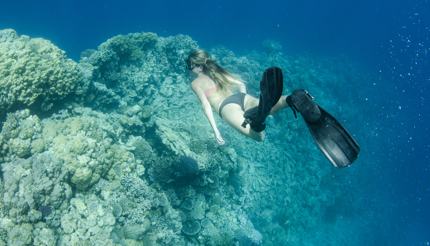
xmin=186 ymin=49 xmax=290 ymax=145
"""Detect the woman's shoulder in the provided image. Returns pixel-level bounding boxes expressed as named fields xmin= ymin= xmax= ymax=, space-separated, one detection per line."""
xmin=191 ymin=75 xmax=214 ymax=87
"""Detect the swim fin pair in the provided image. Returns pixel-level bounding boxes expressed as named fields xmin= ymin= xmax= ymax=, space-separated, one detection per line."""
xmin=242 ymin=68 xmax=360 ymax=168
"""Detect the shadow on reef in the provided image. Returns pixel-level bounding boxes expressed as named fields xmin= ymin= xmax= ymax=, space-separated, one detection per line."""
xmin=0 ymin=94 xmax=80 ymax=132
xmin=169 ymin=156 xmax=201 ymax=186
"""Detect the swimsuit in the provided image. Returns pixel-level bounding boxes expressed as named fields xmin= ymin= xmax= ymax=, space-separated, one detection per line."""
xmin=218 ymin=93 xmax=246 ymax=118
xmin=203 ymin=85 xmax=246 ymax=118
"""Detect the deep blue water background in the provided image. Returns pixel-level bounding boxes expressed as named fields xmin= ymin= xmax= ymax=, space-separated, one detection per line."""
xmin=1 ymin=0 xmax=429 ymax=244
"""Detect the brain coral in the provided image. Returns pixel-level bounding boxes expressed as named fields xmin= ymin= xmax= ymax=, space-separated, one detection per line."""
xmin=0 ymin=29 xmax=88 ymax=112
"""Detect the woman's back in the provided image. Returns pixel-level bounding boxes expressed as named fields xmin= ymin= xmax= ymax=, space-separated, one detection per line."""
xmin=192 ymin=74 xmax=236 ymax=111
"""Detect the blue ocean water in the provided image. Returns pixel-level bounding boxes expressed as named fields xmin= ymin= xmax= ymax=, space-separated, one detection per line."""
xmin=1 ymin=0 xmax=429 ymax=244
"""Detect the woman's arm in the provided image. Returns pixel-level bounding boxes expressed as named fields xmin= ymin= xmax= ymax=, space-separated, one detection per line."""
xmin=191 ymin=82 xmax=225 ymax=145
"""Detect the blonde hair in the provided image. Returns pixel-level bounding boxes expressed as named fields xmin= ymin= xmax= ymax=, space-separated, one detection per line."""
xmin=186 ymin=49 xmax=242 ymax=91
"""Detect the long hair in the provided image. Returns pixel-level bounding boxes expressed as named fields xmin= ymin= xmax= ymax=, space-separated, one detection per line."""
xmin=186 ymin=49 xmax=242 ymax=91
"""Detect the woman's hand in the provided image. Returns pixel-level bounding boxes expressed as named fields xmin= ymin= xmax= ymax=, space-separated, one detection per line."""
xmin=214 ymin=131 xmax=225 ymax=145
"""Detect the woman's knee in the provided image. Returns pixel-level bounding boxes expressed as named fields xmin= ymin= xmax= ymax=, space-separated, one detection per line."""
xmin=222 ymin=106 xmax=265 ymax=142
xmin=270 ymin=95 xmax=288 ymax=115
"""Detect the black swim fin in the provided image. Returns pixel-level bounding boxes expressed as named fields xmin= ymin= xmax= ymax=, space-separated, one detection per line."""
xmin=242 ymin=67 xmax=283 ymax=132
xmin=286 ymin=89 xmax=360 ymax=168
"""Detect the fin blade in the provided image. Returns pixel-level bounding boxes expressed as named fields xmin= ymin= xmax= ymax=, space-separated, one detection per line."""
xmin=307 ymin=107 xmax=360 ymax=168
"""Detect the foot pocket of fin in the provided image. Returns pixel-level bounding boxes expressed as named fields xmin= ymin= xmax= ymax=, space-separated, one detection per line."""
xmin=242 ymin=67 xmax=283 ymax=132
xmin=286 ymin=89 xmax=321 ymax=123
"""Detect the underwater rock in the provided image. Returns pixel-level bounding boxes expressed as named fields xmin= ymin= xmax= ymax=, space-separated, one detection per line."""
xmin=111 ymin=203 xmax=123 ymax=218
xmin=181 ymin=219 xmax=201 ymax=236
xmin=126 ymin=136 xmax=154 ymax=161
xmin=123 ymin=218 xmax=151 ymax=240
xmin=180 ymin=198 xmax=194 ymax=212
xmin=71 ymin=167 xmax=93 ymax=190
xmin=86 ymin=81 xmax=121 ymax=109
xmin=188 ymin=194 xmax=206 ymax=220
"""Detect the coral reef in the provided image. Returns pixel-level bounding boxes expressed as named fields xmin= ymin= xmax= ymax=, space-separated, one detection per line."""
xmin=0 ymin=29 xmax=366 ymax=245
xmin=80 ymin=32 xmax=198 ymax=111
xmin=0 ymin=29 xmax=88 ymax=113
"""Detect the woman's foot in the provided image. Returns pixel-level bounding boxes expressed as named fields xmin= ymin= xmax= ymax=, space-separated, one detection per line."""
xmin=243 ymin=67 xmax=284 ymax=132
xmin=286 ymin=89 xmax=321 ymax=123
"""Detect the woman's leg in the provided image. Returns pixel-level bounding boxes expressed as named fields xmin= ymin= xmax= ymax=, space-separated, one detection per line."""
xmin=244 ymin=94 xmax=289 ymax=115
xmin=221 ymin=94 xmax=288 ymax=141
xmin=270 ymin=96 xmax=289 ymax=115
xmin=221 ymin=103 xmax=265 ymax=142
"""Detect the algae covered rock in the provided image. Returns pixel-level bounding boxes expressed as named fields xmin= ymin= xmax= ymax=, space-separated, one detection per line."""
xmin=0 ymin=29 xmax=88 ymax=112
